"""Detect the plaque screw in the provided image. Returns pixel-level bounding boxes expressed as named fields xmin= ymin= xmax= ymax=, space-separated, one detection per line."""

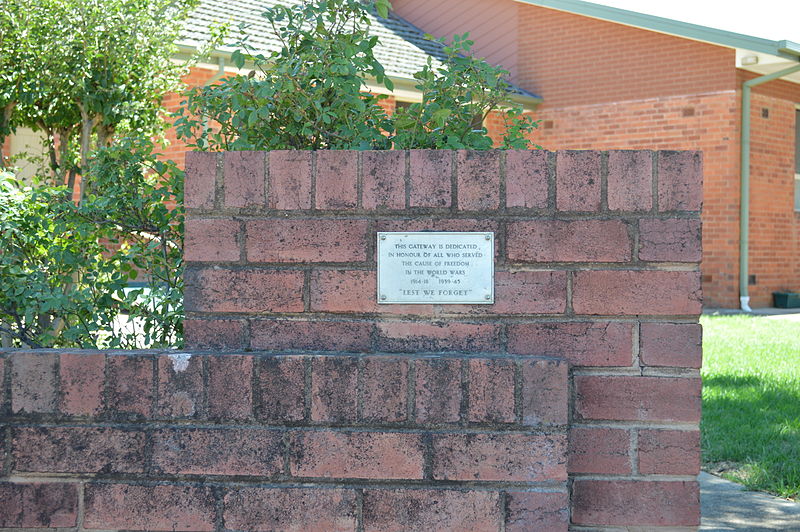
xmin=485 ymin=234 xmax=491 ymax=240
xmin=380 ymin=235 xmax=386 ymax=240
xmin=380 ymin=294 xmax=387 ymax=300
xmin=485 ymin=294 xmax=491 ymax=300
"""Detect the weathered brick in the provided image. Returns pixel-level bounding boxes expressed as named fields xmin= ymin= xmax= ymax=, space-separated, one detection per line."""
xmin=522 ymin=358 xmax=568 ymax=425
xmin=507 ymin=220 xmax=631 ymax=262
xmin=575 ymin=376 xmax=701 ymax=423
xmin=311 ymin=356 xmax=358 ymax=423
xmin=12 ymin=426 xmax=146 ymax=474
xmin=83 ymin=483 xmax=216 ymax=531
xmin=184 ymin=268 xmax=304 ymax=313
xmin=268 ymin=150 xmax=312 ymax=210
xmin=224 ymin=487 xmax=357 ymax=532
xmin=607 ymin=150 xmax=653 ymax=211
xmin=256 ymin=356 xmax=305 ymax=422
xmin=0 ymin=483 xmax=77 ymax=528
xmin=658 ymin=150 xmax=703 ymax=211
xmin=448 ymin=271 xmax=567 ymax=315
xmin=505 ymin=149 xmax=548 ymax=209
xmin=60 ymin=352 xmax=104 ymax=416
xmin=505 ymin=491 xmax=569 ymax=532
xmin=556 ymin=150 xmax=600 ymax=211
xmin=569 ymin=427 xmax=631 ymax=474
xmin=184 ymin=151 xmax=217 ymax=210
xmin=457 ymin=150 xmax=500 ymax=210
xmin=183 ymin=318 xmax=246 ymax=349
xmin=362 ymin=489 xmax=500 ymax=532
xmin=640 ymin=322 xmax=703 ymax=368
xmin=106 ymin=354 xmax=154 ymax=418
xmin=11 ymin=352 xmax=58 ymax=414
xmin=289 ymin=431 xmax=424 ymax=479
xmin=431 ymin=432 xmax=566 ymax=481
xmin=572 ymin=270 xmax=702 ymax=316
xmin=246 ymin=218 xmax=369 ymax=263
xmin=316 ymin=150 xmax=358 ymax=209
xmin=363 ymin=150 xmax=405 ymax=209
xmin=468 ymin=358 xmax=515 ymax=423
xmin=376 ymin=321 xmax=501 ymax=353
xmin=361 ymin=357 xmax=408 ymax=423
xmin=414 ymin=358 xmax=462 ymax=424
xmin=639 ymin=218 xmax=702 ymax=262
xmin=207 ymin=355 xmax=253 ymax=420
xmin=250 ymin=319 xmax=372 ymax=352
xmin=572 ymin=480 xmax=700 ymax=527
xmin=224 ymin=151 xmax=265 ymax=208
xmin=409 ymin=149 xmax=452 ymax=208
xmin=507 ymin=322 xmax=633 ymax=366
xmin=375 ymin=218 xmax=498 ymax=234
xmin=152 ymin=428 xmax=283 ymax=476
xmin=184 ymin=217 xmax=240 ymax=262
xmin=638 ymin=429 xmax=701 ymax=475
xmin=310 ymin=269 xmax=375 ymax=313
xmin=157 ymin=353 xmax=204 ymax=418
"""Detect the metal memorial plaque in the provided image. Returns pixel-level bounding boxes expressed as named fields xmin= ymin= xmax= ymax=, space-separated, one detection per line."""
xmin=377 ymin=232 xmax=494 ymax=304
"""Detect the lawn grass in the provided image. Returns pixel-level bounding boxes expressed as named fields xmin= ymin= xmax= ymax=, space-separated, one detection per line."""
xmin=701 ymin=314 xmax=800 ymax=499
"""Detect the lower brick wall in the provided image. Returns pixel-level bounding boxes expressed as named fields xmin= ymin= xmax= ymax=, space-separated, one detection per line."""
xmin=0 ymin=350 xmax=569 ymax=531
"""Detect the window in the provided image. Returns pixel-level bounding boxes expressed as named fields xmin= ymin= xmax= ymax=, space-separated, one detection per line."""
xmin=795 ymin=109 xmax=800 ymax=211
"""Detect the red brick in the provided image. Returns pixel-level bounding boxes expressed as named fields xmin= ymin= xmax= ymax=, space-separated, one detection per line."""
xmin=506 ymin=149 xmax=548 ymax=209
xmin=468 ymin=358 xmax=515 ymax=423
xmin=183 ymin=318 xmax=246 ymax=350
xmin=507 ymin=322 xmax=633 ymax=366
xmin=361 ymin=357 xmax=408 ymax=423
xmin=224 ymin=151 xmax=266 ymax=208
xmin=375 ymin=218 xmax=499 ymax=234
xmin=376 ymin=321 xmax=501 ymax=353
xmin=311 ymin=269 xmax=374 ymax=313
xmin=640 ymin=322 xmax=703 ymax=368
xmin=246 ymin=218 xmax=369 ymax=263
xmin=414 ymin=358 xmax=462 ymax=423
xmin=83 ymin=483 xmax=216 ymax=531
xmin=224 ymin=487 xmax=357 ymax=531
xmin=658 ymin=151 xmax=703 ymax=211
xmin=207 ymin=355 xmax=253 ymax=420
xmin=363 ymin=150 xmax=405 ymax=209
xmin=638 ymin=429 xmax=701 ymax=475
xmin=250 ymin=319 xmax=372 ymax=352
xmin=575 ymin=376 xmax=701 ymax=423
xmin=10 ymin=352 xmax=58 ymax=414
xmin=432 ymin=432 xmax=566 ymax=481
xmin=457 ymin=150 xmax=500 ymax=210
xmin=106 ymin=354 xmax=154 ymax=418
xmin=12 ymin=426 xmax=146 ymax=474
xmin=311 ymin=356 xmax=358 ymax=422
xmin=409 ymin=149 xmax=452 ymax=208
xmin=152 ymin=428 xmax=283 ymax=476
xmin=257 ymin=356 xmax=306 ymax=422
xmin=572 ymin=480 xmax=700 ymax=527
xmin=184 ymin=268 xmax=304 ymax=313
xmin=184 ymin=218 xmax=240 ymax=262
xmin=268 ymin=150 xmax=312 ymax=209
xmin=316 ymin=150 xmax=358 ymax=209
xmin=522 ymin=358 xmax=568 ymax=425
xmin=60 ymin=352 xmax=104 ymax=416
xmin=0 ymin=483 xmax=77 ymax=528
xmin=157 ymin=353 xmax=204 ymax=418
xmin=289 ymin=431 xmax=424 ymax=479
xmin=505 ymin=491 xmax=569 ymax=532
xmin=572 ymin=270 xmax=702 ymax=316
xmin=362 ymin=489 xmax=500 ymax=532
xmin=449 ymin=271 xmax=567 ymax=315
xmin=556 ymin=150 xmax=600 ymax=211
xmin=639 ymin=218 xmax=702 ymax=262
xmin=569 ymin=427 xmax=631 ymax=474
xmin=607 ymin=150 xmax=653 ymax=211
xmin=184 ymin=151 xmax=217 ymax=210
xmin=507 ymin=220 xmax=631 ymax=262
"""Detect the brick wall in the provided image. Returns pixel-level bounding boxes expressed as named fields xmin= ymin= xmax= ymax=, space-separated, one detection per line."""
xmin=1 ymin=149 xmax=702 ymax=530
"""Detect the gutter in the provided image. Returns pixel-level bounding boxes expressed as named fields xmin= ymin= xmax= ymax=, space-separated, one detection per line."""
xmin=739 ymin=62 xmax=800 ymax=311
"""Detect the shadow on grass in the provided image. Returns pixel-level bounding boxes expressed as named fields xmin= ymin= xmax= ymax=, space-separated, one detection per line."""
xmin=702 ymin=374 xmax=800 ymax=499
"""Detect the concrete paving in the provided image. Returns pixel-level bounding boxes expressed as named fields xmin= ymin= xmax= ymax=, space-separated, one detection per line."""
xmin=700 ymin=472 xmax=800 ymax=531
